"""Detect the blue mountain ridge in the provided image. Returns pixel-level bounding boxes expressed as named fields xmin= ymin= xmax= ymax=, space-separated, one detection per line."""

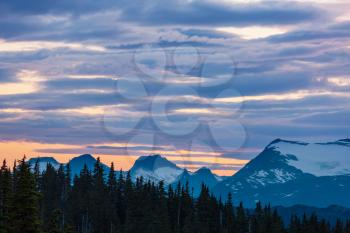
xmin=28 ymin=138 xmax=350 ymax=209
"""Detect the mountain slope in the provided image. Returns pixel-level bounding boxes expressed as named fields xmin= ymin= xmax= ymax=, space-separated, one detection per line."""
xmin=213 ymin=139 xmax=350 ymax=208
xmin=130 ymin=154 xmax=184 ymax=184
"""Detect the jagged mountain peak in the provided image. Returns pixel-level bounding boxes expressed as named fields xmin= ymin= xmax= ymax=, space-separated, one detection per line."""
xmin=213 ymin=138 xmax=350 ymax=208
xmin=266 ymin=138 xmax=308 ymax=149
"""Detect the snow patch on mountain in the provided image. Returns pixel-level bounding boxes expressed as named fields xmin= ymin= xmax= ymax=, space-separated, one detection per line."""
xmin=268 ymin=139 xmax=350 ymax=176
xmin=133 ymin=167 xmax=183 ymax=184
xmin=246 ymin=169 xmax=295 ymax=187
xmin=130 ymin=154 xmax=184 ymax=184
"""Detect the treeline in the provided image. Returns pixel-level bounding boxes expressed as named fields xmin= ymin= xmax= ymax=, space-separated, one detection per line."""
xmin=0 ymin=157 xmax=350 ymax=233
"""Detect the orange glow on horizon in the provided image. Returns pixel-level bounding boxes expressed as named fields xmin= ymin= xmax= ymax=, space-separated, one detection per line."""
xmin=0 ymin=140 xmax=248 ymax=176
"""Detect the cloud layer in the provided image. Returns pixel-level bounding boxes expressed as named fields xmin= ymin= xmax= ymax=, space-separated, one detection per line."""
xmin=0 ymin=0 xmax=349 ymax=175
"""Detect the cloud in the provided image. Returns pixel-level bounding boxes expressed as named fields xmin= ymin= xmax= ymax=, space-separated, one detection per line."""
xmin=0 ymin=0 xmax=116 ymax=15
xmin=293 ymin=110 xmax=350 ymax=126
xmin=268 ymin=21 xmax=350 ymax=43
xmin=0 ymin=0 xmax=348 ymax=175
xmin=119 ymin=1 xmax=323 ymax=26
xmin=0 ymin=68 xmax=16 ymax=82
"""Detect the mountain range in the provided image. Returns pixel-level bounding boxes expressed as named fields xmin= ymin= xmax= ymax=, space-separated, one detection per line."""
xmin=28 ymin=138 xmax=350 ymax=208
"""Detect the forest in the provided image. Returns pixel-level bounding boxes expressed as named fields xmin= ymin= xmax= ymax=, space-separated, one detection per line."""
xmin=0 ymin=157 xmax=349 ymax=233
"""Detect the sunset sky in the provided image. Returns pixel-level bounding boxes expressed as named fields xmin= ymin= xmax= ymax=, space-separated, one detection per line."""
xmin=0 ymin=0 xmax=350 ymax=175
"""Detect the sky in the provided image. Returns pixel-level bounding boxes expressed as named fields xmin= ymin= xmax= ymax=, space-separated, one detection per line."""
xmin=0 ymin=0 xmax=350 ymax=175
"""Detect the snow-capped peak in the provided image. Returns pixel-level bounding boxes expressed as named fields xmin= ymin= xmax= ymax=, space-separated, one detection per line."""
xmin=267 ymin=139 xmax=350 ymax=177
xmin=28 ymin=157 xmax=60 ymax=172
xmin=68 ymin=154 xmax=110 ymax=177
xmin=130 ymin=154 xmax=183 ymax=184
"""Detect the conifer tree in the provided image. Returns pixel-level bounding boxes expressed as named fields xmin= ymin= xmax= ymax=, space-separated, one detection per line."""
xmin=41 ymin=163 xmax=60 ymax=225
xmin=90 ymin=157 xmax=110 ymax=233
xmin=195 ymin=184 xmax=211 ymax=233
xmin=334 ymin=219 xmax=344 ymax=233
xmin=345 ymin=220 xmax=350 ymax=233
xmin=0 ymin=160 xmax=12 ymax=233
xmin=107 ymin=162 xmax=120 ymax=233
xmin=289 ymin=215 xmax=301 ymax=233
xmin=223 ymin=192 xmax=235 ymax=233
xmin=236 ymin=202 xmax=248 ymax=233
xmin=46 ymin=209 xmax=63 ymax=233
xmin=33 ymin=159 xmax=41 ymax=190
xmin=320 ymin=219 xmax=330 ymax=233
xmin=11 ymin=157 xmax=41 ymax=233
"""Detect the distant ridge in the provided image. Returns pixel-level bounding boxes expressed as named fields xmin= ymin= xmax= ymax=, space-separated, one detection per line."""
xmin=26 ymin=138 xmax=350 ymax=208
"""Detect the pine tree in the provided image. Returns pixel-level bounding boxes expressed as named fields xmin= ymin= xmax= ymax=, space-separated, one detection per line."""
xmin=334 ymin=219 xmax=344 ymax=233
xmin=116 ymin=169 xmax=125 ymax=227
xmin=195 ymin=184 xmax=211 ymax=233
xmin=345 ymin=220 xmax=350 ymax=233
xmin=107 ymin=162 xmax=120 ymax=233
xmin=182 ymin=182 xmax=195 ymax=233
xmin=0 ymin=160 xmax=12 ymax=233
xmin=62 ymin=163 xmax=71 ymax=230
xmin=33 ymin=159 xmax=41 ymax=190
xmin=271 ymin=209 xmax=285 ymax=233
xmin=11 ymin=157 xmax=41 ymax=233
xmin=91 ymin=157 xmax=110 ymax=233
xmin=223 ymin=193 xmax=235 ymax=233
xmin=319 ymin=219 xmax=330 ymax=233
xmin=236 ymin=202 xmax=248 ymax=233
xmin=67 ymin=164 xmax=92 ymax=233
xmin=41 ymin=163 xmax=60 ymax=225
xmin=289 ymin=215 xmax=301 ymax=233
xmin=45 ymin=209 xmax=63 ymax=233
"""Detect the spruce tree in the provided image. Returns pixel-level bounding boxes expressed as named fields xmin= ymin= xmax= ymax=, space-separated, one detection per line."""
xmin=345 ymin=220 xmax=350 ymax=233
xmin=41 ymin=163 xmax=60 ymax=225
xmin=195 ymin=184 xmax=211 ymax=233
xmin=11 ymin=157 xmax=41 ymax=233
xmin=46 ymin=209 xmax=63 ymax=233
xmin=223 ymin=193 xmax=235 ymax=233
xmin=334 ymin=219 xmax=344 ymax=233
xmin=91 ymin=157 xmax=110 ymax=233
xmin=236 ymin=202 xmax=248 ymax=233
xmin=0 ymin=160 xmax=12 ymax=233
xmin=107 ymin=162 xmax=120 ymax=233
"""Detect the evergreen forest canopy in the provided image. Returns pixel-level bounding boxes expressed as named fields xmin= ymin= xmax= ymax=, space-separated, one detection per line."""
xmin=0 ymin=157 xmax=349 ymax=233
